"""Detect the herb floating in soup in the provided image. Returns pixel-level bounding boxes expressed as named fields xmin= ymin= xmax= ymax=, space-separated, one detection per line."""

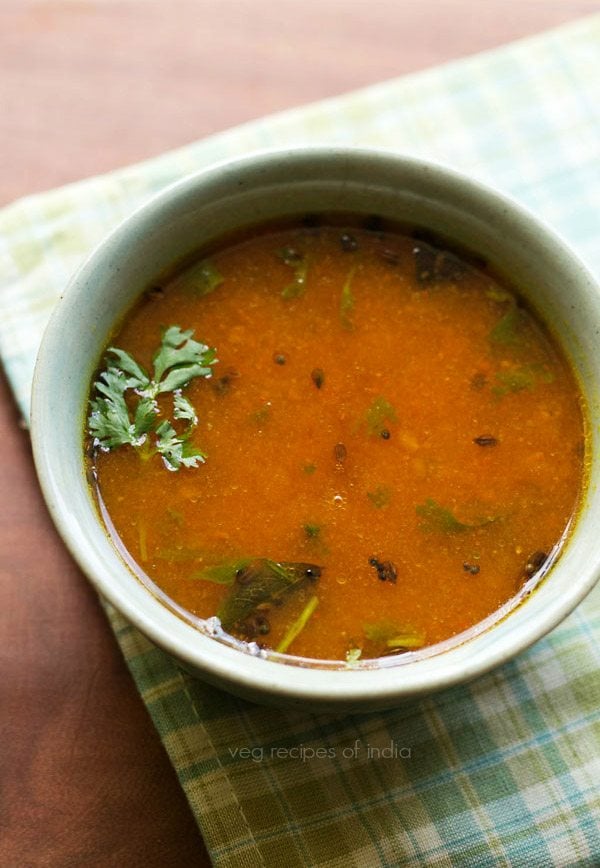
xmin=86 ymin=220 xmax=586 ymax=662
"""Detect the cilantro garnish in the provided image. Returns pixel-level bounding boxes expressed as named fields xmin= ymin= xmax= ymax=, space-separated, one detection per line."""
xmin=88 ymin=325 xmax=216 ymax=471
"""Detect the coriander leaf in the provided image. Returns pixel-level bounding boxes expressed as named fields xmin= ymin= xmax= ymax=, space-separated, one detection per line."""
xmin=173 ymin=392 xmax=198 ymax=425
xmin=217 ymin=559 xmax=321 ymax=631
xmin=89 ymin=368 xmax=138 ymax=449
xmin=345 ymin=647 xmax=362 ymax=666
xmin=88 ymin=325 xmax=214 ymax=472
xmin=485 ymin=287 xmax=514 ymax=304
xmin=152 ymin=325 xmax=217 ymax=389
xmin=155 ymin=420 xmax=206 ymax=471
xmin=340 ymin=266 xmax=356 ymax=330
xmin=182 ymin=259 xmax=224 ymax=297
xmin=489 ymin=305 xmax=526 ymax=345
xmin=416 ymin=498 xmax=496 ymax=533
xmin=303 ymin=523 xmax=321 ymax=540
xmin=134 ymin=396 xmax=158 ymax=437
xmin=276 ymin=595 xmax=319 ymax=653
xmin=493 ymin=366 xmax=535 ymax=396
xmin=493 ymin=363 xmax=554 ymax=397
xmin=365 ymin=396 xmax=397 ymax=436
xmin=367 ymin=485 xmax=391 ymax=509
xmin=105 ymin=348 xmax=150 ymax=390
xmin=277 ymin=247 xmax=309 ymax=299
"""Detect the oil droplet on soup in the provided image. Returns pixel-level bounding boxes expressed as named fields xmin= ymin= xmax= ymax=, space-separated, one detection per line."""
xmin=88 ymin=221 xmax=587 ymax=661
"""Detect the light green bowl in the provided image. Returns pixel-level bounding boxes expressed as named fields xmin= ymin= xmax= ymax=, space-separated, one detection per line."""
xmin=31 ymin=147 xmax=600 ymax=712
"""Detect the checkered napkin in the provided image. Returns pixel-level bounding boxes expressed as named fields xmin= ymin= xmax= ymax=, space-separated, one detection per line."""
xmin=2 ymin=16 xmax=599 ymax=867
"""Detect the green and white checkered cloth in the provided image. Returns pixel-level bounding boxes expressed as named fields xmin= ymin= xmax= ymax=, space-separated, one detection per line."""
xmin=2 ymin=16 xmax=600 ymax=867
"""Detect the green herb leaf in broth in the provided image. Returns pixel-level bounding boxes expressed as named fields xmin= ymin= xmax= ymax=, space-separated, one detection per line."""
xmin=493 ymin=364 xmax=554 ymax=397
xmin=155 ymin=420 xmax=206 ymax=471
xmin=179 ymin=259 xmax=224 ymax=297
xmin=363 ymin=620 xmax=425 ymax=651
xmin=217 ymin=558 xmax=322 ymax=632
xmin=190 ymin=558 xmax=252 ymax=584
xmin=277 ymin=247 xmax=309 ymax=299
xmin=89 ymin=368 xmax=142 ymax=449
xmin=365 ymin=397 xmax=397 ymax=436
xmin=173 ymin=392 xmax=198 ymax=424
xmin=105 ymin=347 xmax=150 ymax=390
xmin=276 ymin=595 xmax=319 ymax=653
xmin=152 ymin=326 xmax=217 ymax=393
xmin=303 ymin=523 xmax=321 ymax=540
xmin=345 ymin=647 xmax=362 ymax=666
xmin=489 ymin=305 xmax=527 ymax=346
xmin=340 ymin=266 xmax=357 ymax=330
xmin=367 ymin=485 xmax=392 ymax=509
xmin=416 ymin=498 xmax=496 ymax=534
xmin=88 ymin=325 xmax=216 ymax=471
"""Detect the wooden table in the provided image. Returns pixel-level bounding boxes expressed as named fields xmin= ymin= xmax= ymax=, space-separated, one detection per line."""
xmin=2 ymin=2 xmax=597 ymax=864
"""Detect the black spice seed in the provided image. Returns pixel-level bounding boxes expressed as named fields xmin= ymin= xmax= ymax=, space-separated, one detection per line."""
xmin=340 ymin=232 xmax=358 ymax=252
xmin=274 ymin=353 xmax=287 ymax=365
xmin=311 ymin=368 xmax=325 ymax=389
xmin=380 ymin=429 xmax=391 ymax=440
xmin=302 ymin=214 xmax=320 ymax=229
xmin=523 ymin=550 xmax=548 ymax=578
xmin=463 ymin=562 xmax=481 ymax=575
xmin=242 ymin=615 xmax=270 ymax=638
xmin=145 ymin=285 xmax=165 ymax=300
xmin=473 ymin=435 xmax=498 ymax=447
xmin=334 ymin=442 xmax=347 ymax=464
xmin=235 ymin=566 xmax=254 ymax=585
xmin=212 ymin=368 xmax=239 ymax=396
xmin=364 ymin=214 xmax=384 ymax=232
xmin=471 ymin=372 xmax=487 ymax=391
xmin=379 ymin=248 xmax=400 ymax=266
xmin=255 ymin=616 xmax=271 ymax=636
xmin=369 ymin=557 xmax=397 ymax=583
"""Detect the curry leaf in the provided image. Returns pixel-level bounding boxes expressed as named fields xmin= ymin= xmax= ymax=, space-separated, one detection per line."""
xmin=190 ymin=558 xmax=252 ymax=584
xmin=217 ymin=559 xmax=321 ymax=631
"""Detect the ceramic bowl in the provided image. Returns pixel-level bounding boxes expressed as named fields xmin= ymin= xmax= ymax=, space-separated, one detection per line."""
xmin=31 ymin=147 xmax=600 ymax=712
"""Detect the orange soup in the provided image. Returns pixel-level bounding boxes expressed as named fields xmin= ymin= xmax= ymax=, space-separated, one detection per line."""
xmin=87 ymin=220 xmax=586 ymax=661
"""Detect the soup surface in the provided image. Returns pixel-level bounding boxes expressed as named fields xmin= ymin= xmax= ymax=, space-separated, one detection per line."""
xmin=88 ymin=221 xmax=586 ymax=661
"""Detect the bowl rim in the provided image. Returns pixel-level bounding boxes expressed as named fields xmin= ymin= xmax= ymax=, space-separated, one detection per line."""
xmin=30 ymin=145 xmax=600 ymax=707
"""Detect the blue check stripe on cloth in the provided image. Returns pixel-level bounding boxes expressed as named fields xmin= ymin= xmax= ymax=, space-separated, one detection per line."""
xmin=1 ymin=14 xmax=600 ymax=868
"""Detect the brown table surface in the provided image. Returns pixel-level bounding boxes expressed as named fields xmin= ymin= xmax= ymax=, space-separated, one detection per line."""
xmin=2 ymin=2 xmax=598 ymax=865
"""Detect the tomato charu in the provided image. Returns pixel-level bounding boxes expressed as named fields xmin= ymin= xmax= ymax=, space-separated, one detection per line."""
xmin=86 ymin=220 xmax=587 ymax=661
